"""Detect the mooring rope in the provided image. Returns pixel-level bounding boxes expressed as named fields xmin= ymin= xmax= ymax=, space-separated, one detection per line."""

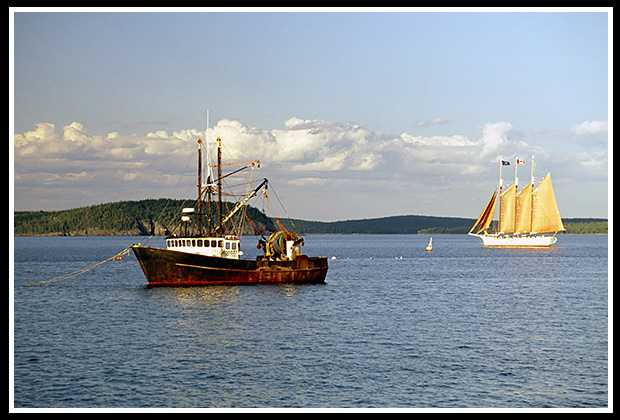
xmin=25 ymin=245 xmax=134 ymax=287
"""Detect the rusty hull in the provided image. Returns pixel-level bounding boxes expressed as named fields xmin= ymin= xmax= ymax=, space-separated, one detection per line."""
xmin=131 ymin=245 xmax=328 ymax=286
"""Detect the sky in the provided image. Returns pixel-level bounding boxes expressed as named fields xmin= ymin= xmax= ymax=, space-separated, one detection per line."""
xmin=11 ymin=9 xmax=611 ymax=221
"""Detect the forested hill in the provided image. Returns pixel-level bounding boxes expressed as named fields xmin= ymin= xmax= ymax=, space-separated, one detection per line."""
xmin=278 ymin=217 xmax=608 ymax=235
xmin=13 ymin=199 xmax=274 ymax=237
xmin=13 ymin=199 xmax=608 ymax=236
xmin=279 ymin=215 xmax=475 ymax=235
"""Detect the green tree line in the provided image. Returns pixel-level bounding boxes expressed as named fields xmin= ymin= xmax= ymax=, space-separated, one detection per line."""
xmin=14 ymin=199 xmax=274 ymax=237
xmin=14 ymin=200 xmax=607 ymax=236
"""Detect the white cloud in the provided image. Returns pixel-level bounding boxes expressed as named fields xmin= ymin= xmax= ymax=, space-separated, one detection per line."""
xmin=42 ymin=171 xmax=94 ymax=185
xmin=13 ymin=117 xmax=608 ymax=218
xmin=398 ymin=133 xmax=474 ymax=147
xmin=571 ymin=120 xmax=608 ymax=136
xmin=575 ymin=150 xmax=608 ymax=176
xmin=287 ymin=177 xmax=330 ymax=186
xmin=413 ymin=117 xmax=450 ymax=127
xmin=14 ymin=122 xmax=60 ymax=156
xmin=479 ymin=121 xmax=514 ymax=158
xmin=62 ymin=122 xmax=90 ymax=144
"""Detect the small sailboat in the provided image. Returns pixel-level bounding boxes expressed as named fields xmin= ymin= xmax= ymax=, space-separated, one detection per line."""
xmin=425 ymin=237 xmax=433 ymax=252
xmin=468 ymin=156 xmax=564 ymax=247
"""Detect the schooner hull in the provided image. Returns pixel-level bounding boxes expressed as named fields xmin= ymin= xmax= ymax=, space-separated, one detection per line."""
xmin=131 ymin=245 xmax=328 ymax=286
xmin=468 ymin=233 xmax=558 ymax=247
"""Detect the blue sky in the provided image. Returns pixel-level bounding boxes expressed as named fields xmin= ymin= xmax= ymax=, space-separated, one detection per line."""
xmin=11 ymin=9 xmax=610 ymax=221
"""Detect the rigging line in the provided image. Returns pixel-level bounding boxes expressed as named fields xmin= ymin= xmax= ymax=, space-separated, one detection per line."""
xmin=141 ymin=190 xmax=194 ymax=247
xmin=260 ymin=188 xmax=294 ymax=239
xmin=143 ymin=189 xmax=193 ymax=247
xmin=141 ymin=147 xmax=197 ymax=247
xmin=222 ymin=201 xmax=238 ymax=236
xmin=269 ymin=184 xmax=299 ymax=236
xmin=245 ymin=214 xmax=265 ymax=238
xmin=25 ymin=246 xmax=132 ymax=287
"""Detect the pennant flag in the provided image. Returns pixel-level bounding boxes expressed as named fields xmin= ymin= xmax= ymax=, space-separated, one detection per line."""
xmin=502 ymin=160 xmax=510 ymax=165
xmin=516 ymin=159 xmax=525 ymax=164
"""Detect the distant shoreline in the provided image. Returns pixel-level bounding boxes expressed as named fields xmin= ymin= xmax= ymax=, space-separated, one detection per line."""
xmin=13 ymin=232 xmax=609 ymax=238
xmin=14 ymin=201 xmax=608 ymax=237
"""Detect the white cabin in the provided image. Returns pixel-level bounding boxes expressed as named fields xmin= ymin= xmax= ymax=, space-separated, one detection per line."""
xmin=166 ymin=235 xmax=241 ymax=259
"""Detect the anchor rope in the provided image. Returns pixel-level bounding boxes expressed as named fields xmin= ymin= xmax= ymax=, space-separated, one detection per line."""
xmin=25 ymin=245 xmax=133 ymax=287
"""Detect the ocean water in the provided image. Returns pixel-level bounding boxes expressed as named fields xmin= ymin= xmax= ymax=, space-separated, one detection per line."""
xmin=12 ymin=234 xmax=608 ymax=408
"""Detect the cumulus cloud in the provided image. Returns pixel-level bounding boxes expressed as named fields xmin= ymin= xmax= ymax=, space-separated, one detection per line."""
xmin=571 ymin=120 xmax=608 ymax=136
xmin=14 ymin=118 xmax=524 ymax=182
xmin=479 ymin=121 xmax=514 ymax=158
xmin=207 ymin=117 xmax=385 ymax=172
xmin=13 ymin=117 xmax=608 ymax=218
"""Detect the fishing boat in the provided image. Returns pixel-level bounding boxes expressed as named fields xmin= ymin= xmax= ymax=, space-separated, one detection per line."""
xmin=131 ymin=136 xmax=328 ymax=286
xmin=425 ymin=237 xmax=433 ymax=252
xmin=468 ymin=157 xmax=565 ymax=247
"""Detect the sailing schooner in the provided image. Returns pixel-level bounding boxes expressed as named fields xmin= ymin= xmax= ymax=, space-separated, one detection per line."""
xmin=468 ymin=156 xmax=564 ymax=247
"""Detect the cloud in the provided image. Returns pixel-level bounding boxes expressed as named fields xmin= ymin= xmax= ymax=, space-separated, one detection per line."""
xmin=13 ymin=117 xmax=608 ymax=219
xmin=287 ymin=177 xmax=330 ymax=187
xmin=571 ymin=120 xmax=608 ymax=136
xmin=575 ymin=150 xmax=608 ymax=177
xmin=398 ymin=133 xmax=474 ymax=147
xmin=479 ymin=121 xmax=514 ymax=158
xmin=13 ymin=118 xmax=523 ymax=183
xmin=208 ymin=117 xmax=385 ymax=172
xmin=413 ymin=117 xmax=450 ymax=128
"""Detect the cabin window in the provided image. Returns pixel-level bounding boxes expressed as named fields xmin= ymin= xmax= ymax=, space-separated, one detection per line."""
xmin=218 ymin=240 xmax=224 ymax=248
xmin=192 ymin=239 xmax=196 ymax=247
xmin=211 ymin=240 xmax=217 ymax=248
xmin=232 ymin=242 xmax=237 ymax=250
xmin=197 ymin=239 xmax=202 ymax=247
xmin=182 ymin=240 xmax=186 ymax=247
xmin=225 ymin=242 xmax=231 ymax=250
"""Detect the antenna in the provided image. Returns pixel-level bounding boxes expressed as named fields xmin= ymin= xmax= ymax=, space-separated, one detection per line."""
xmin=205 ymin=110 xmax=213 ymax=235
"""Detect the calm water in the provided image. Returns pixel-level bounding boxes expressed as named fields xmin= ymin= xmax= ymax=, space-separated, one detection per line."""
xmin=12 ymin=234 xmax=608 ymax=408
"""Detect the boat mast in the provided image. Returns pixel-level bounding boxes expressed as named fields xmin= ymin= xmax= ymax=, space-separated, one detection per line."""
xmin=197 ymin=138 xmax=202 ymax=236
xmin=217 ymin=137 xmax=223 ymax=232
xmin=514 ymin=158 xmax=519 ymax=234
xmin=530 ymin=155 xmax=535 ymax=233
xmin=497 ymin=159 xmax=503 ymax=235
xmin=205 ymin=111 xmax=213 ymax=236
